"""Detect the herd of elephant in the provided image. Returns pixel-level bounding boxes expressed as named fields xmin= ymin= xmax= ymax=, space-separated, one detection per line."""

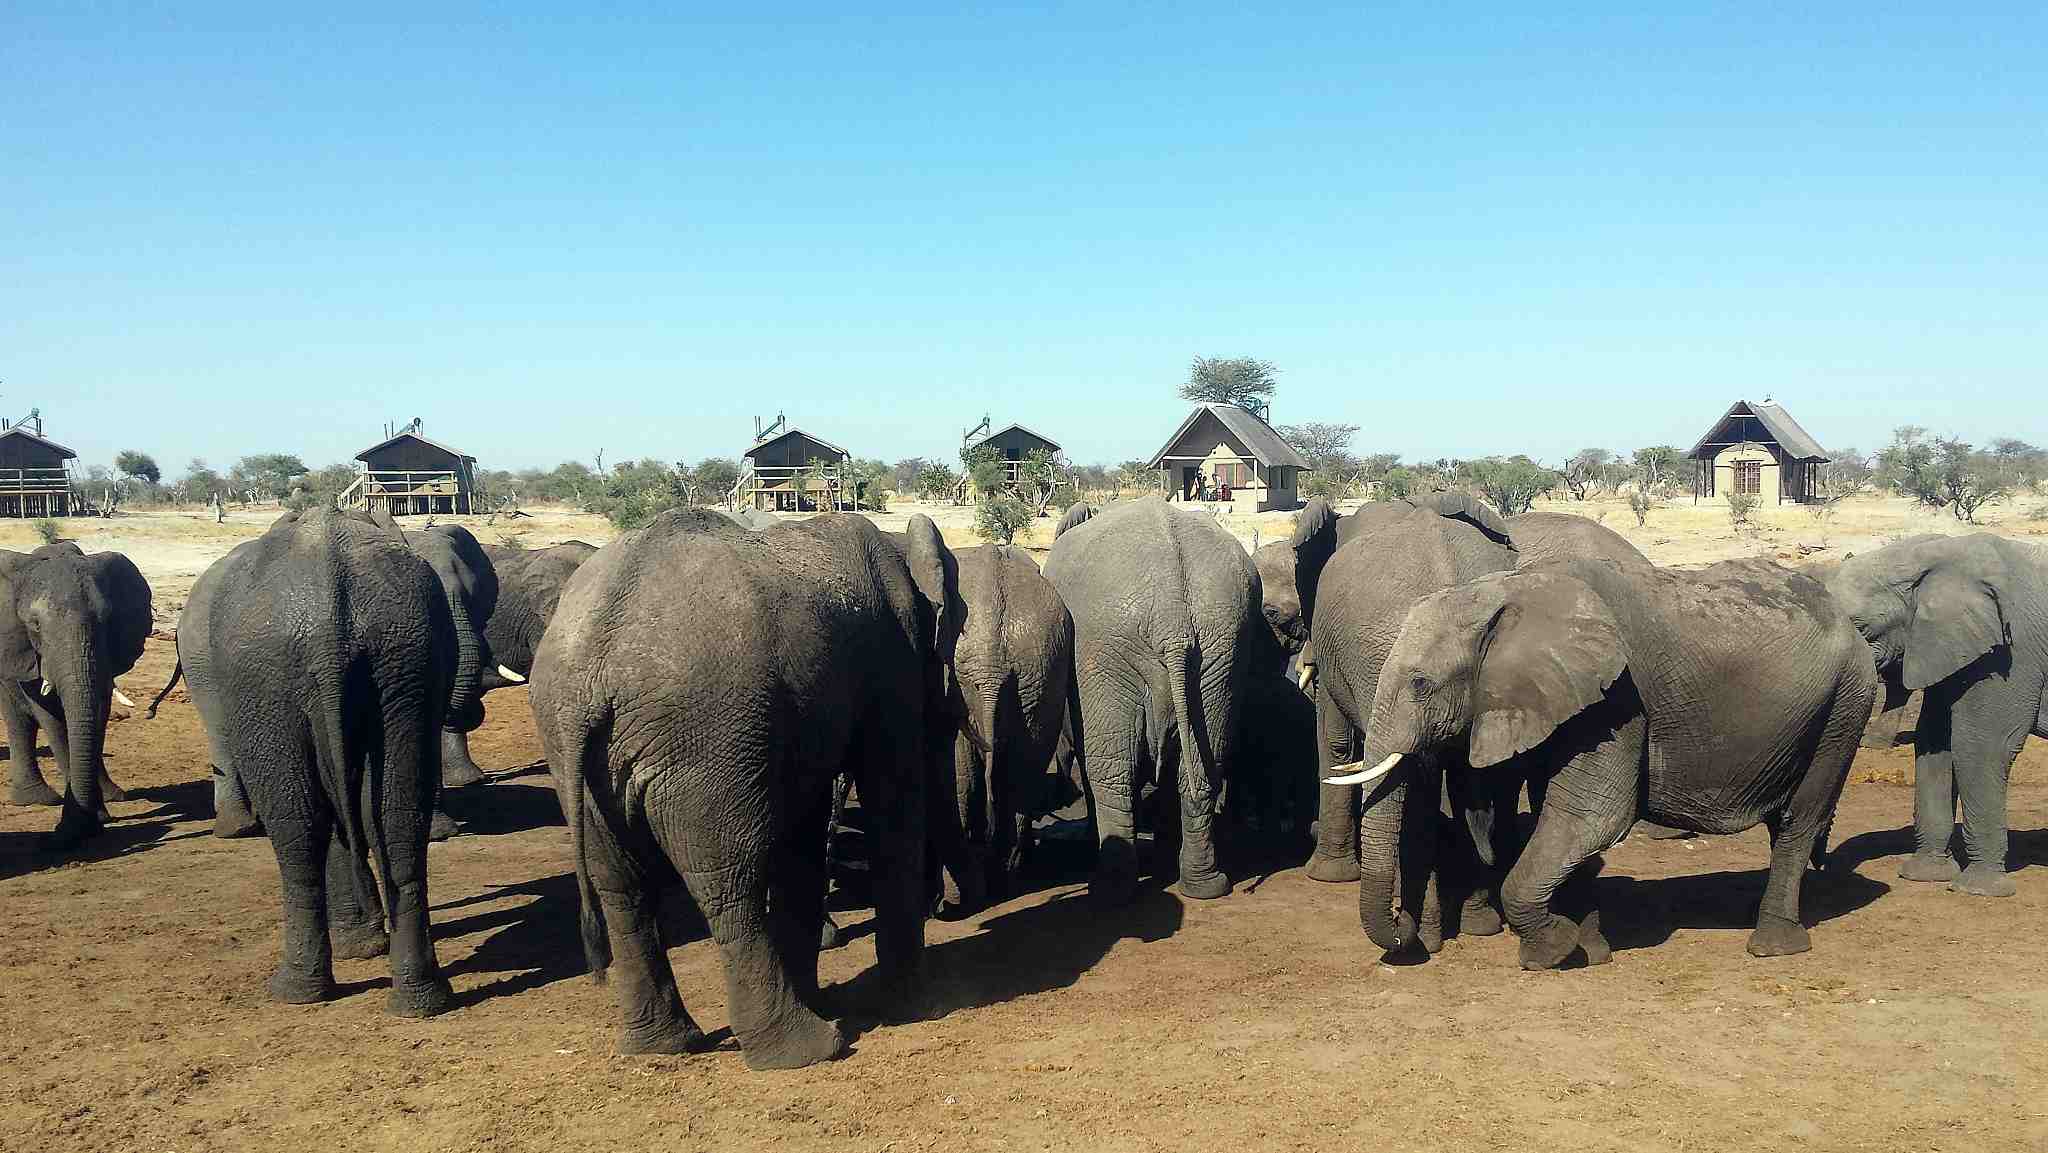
xmin=4 ymin=494 xmax=2044 ymax=1070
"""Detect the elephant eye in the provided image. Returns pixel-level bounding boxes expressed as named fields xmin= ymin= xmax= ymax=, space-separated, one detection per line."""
xmin=1409 ymin=675 xmax=1432 ymax=699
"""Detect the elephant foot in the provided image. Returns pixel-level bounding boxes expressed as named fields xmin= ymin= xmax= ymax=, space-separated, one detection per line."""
xmin=46 ymin=806 xmax=103 ymax=850
xmin=818 ymin=914 xmax=844 ymax=951
xmin=741 ymin=1011 xmax=847 ymax=1071
xmin=268 ymin=967 xmax=337 ymax=1005
xmin=427 ymin=809 xmax=460 ymax=842
xmin=214 ymin=810 xmax=264 ymax=839
xmin=1745 ymin=913 xmax=1812 ymax=957
xmin=1578 ymin=910 xmax=1611 ymax=966
xmin=1303 ymin=853 xmax=1361 ymax=884
xmin=97 ymin=775 xmax=130 ymax=803
xmin=1897 ymin=852 xmax=1960 ymax=883
xmin=1460 ymin=899 xmax=1505 ymax=938
xmin=1517 ymin=914 xmax=1581 ymax=971
xmin=330 ymin=920 xmax=391 ymax=960
xmin=8 ymin=779 xmax=63 ymax=807
xmin=1635 ymin=821 xmax=1692 ymax=841
xmin=1178 ymin=869 xmax=1231 ymax=900
xmin=1418 ymin=916 xmax=1444 ymax=955
xmin=618 ymin=1015 xmax=712 ymax=1056
xmin=440 ymin=730 xmax=489 ymax=788
xmin=386 ymin=975 xmax=457 ymax=1018
xmin=1950 ymin=865 xmax=2016 ymax=898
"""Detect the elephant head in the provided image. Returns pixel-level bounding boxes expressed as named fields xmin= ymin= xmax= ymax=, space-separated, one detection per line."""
xmin=404 ymin=525 xmax=500 ymax=733
xmin=1829 ymin=534 xmax=2011 ymax=694
xmin=1338 ymin=570 xmax=1626 ymax=951
xmin=0 ymin=546 xmax=152 ymax=834
xmin=1253 ymin=497 xmax=1339 ymax=660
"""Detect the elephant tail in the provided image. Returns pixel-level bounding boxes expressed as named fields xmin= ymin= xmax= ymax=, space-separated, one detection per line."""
xmin=561 ymin=728 xmax=612 ymax=984
xmin=308 ymin=693 xmax=387 ymax=928
xmin=1164 ymin=639 xmax=1216 ymax=805
xmin=145 ymin=659 xmax=183 ymax=720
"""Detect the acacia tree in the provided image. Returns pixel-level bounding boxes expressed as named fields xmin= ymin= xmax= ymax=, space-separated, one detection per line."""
xmin=114 ymin=450 xmax=161 ymax=486
xmin=1278 ymin=421 xmax=1361 ymax=497
xmin=1937 ymin=438 xmax=2010 ymax=523
xmin=1178 ymin=357 xmax=1277 ymax=411
xmin=1876 ymin=426 xmax=1943 ymax=505
xmin=1559 ymin=448 xmax=1616 ymax=501
xmin=1462 ymin=456 xmax=1558 ymax=515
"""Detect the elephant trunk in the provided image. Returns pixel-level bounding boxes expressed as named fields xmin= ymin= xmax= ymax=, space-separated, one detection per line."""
xmin=1355 ymin=672 xmax=1427 ymax=952
xmin=444 ymin=591 xmax=485 ymax=733
xmin=62 ymin=641 xmax=111 ymax=819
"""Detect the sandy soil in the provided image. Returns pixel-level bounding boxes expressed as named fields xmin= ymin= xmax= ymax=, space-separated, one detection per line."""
xmin=3 ymin=496 xmax=2047 ymax=1152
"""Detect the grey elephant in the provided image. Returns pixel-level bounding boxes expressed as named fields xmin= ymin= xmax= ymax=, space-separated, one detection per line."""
xmin=0 ymin=543 xmax=152 ymax=845
xmin=531 ymin=510 xmax=958 ymax=1069
xmin=182 ymin=508 xmax=461 ymax=1014
xmin=184 ymin=518 xmax=501 ymax=844
xmin=1332 ymin=556 xmax=1875 ymax=967
xmin=441 ymin=540 xmax=596 ymax=786
xmin=1829 ymin=533 xmax=2048 ymax=896
xmin=1044 ymin=497 xmax=1263 ymax=902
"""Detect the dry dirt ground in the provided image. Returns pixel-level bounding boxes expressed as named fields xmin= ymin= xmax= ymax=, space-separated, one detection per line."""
xmin=3 ymin=496 xmax=2047 ymax=1152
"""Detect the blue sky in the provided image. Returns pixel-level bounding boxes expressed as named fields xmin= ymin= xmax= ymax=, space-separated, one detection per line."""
xmin=4 ymin=5 xmax=2042 ymax=474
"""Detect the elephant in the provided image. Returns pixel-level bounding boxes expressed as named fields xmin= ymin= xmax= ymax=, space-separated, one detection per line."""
xmin=1296 ymin=501 xmax=1521 ymax=947
xmin=530 ymin=509 xmax=956 ymax=1068
xmin=1043 ymin=496 xmax=1264 ymax=902
xmin=180 ymin=508 xmax=460 ymax=1014
xmin=1332 ymin=556 xmax=1876 ymax=968
xmin=720 ymin=506 xmax=781 ymax=531
xmin=1828 ymin=533 xmax=2048 ymax=896
xmin=175 ymin=517 xmax=501 ymax=843
xmin=0 ymin=543 xmax=152 ymax=845
xmin=440 ymin=540 xmax=596 ymax=787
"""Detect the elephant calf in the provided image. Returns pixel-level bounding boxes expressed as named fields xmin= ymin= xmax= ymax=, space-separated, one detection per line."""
xmin=532 ymin=510 xmax=958 ymax=1069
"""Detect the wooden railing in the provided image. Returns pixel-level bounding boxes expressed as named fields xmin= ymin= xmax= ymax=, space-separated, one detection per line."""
xmin=736 ymin=465 xmax=848 ymax=510
xmin=0 ymin=466 xmax=73 ymax=494
xmin=338 ymin=470 xmax=462 ymax=508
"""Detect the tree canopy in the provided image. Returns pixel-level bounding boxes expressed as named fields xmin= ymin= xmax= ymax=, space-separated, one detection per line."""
xmin=1178 ymin=357 xmax=1277 ymax=410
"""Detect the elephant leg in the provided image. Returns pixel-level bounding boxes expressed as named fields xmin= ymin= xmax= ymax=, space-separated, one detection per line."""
xmin=1750 ymin=693 xmax=1865 ymax=955
xmin=375 ymin=731 xmax=455 ymax=1018
xmin=3 ymin=687 xmax=59 ymax=807
xmin=676 ymin=852 xmax=843 ymax=1070
xmin=1083 ymin=724 xmax=1142 ymax=905
xmin=325 ymin=835 xmax=389 ymax=960
xmin=440 ymin=727 xmax=488 ymax=788
xmin=213 ymin=765 xmax=263 ymax=838
xmin=1900 ymin=692 xmax=1961 ymax=881
xmin=264 ymin=803 xmax=339 ymax=1005
xmin=25 ymin=693 xmax=106 ymax=838
xmin=1502 ymin=720 xmax=1642 ymax=971
xmin=1949 ymin=711 xmax=2025 ymax=898
xmin=771 ymin=779 xmax=831 ymax=1008
xmin=577 ymin=772 xmax=706 ymax=1055
xmin=1554 ymin=855 xmax=1611 ymax=965
xmin=1174 ymin=737 xmax=1228 ymax=899
xmin=1447 ymin=770 xmax=1506 ymax=938
xmin=1305 ymin=691 xmax=1360 ymax=884
xmin=856 ymin=714 xmax=927 ymax=1006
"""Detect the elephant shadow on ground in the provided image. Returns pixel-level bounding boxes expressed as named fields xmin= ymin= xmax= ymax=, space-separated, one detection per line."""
xmin=1828 ymin=824 xmax=2048 ymax=875
xmin=441 ymin=780 xmax=565 ymax=838
xmin=1593 ymin=865 xmax=1891 ymax=956
xmin=430 ymin=870 xmax=709 ymax=1005
xmin=0 ymin=778 xmax=216 ymax=883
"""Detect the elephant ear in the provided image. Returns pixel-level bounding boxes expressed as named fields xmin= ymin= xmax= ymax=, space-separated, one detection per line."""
xmin=1902 ymin=564 xmax=2007 ymax=691
xmin=1290 ymin=498 xmax=1339 ymax=566
xmin=1414 ymin=490 xmax=1512 ymax=546
xmin=87 ymin=553 xmax=153 ymax=672
xmin=0 ymin=573 xmax=35 ymax=682
xmin=903 ymin=514 xmax=958 ymax=651
xmin=1468 ymin=572 xmax=1628 ymax=768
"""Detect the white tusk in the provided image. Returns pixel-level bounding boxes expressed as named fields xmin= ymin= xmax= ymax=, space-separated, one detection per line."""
xmin=495 ymin=665 xmax=527 ymax=684
xmin=1296 ymin=663 xmax=1316 ymax=693
xmin=1323 ymin=751 xmax=1402 ymax=787
xmin=40 ymin=679 xmax=52 ymax=697
xmin=112 ymin=688 xmax=136 ymax=708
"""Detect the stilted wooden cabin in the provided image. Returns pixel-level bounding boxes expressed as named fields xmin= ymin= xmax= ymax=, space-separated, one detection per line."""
xmin=1148 ymin=402 xmax=1306 ymax=513
xmin=339 ymin=421 xmax=478 ymax=516
xmin=0 ymin=418 xmax=77 ymax=518
xmin=1687 ymin=397 xmax=1831 ymax=505
xmin=737 ymin=416 xmax=851 ymax=512
xmin=962 ymin=417 xmax=1064 ymax=489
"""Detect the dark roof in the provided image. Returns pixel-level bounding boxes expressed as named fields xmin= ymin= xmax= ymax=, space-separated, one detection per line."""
xmin=985 ymin=423 xmax=1062 ymax=453
xmin=1146 ymin=404 xmax=1310 ymax=470
xmin=1688 ymin=400 xmax=1828 ymax=461
xmin=744 ymin=427 xmax=850 ymax=460
xmin=354 ymin=430 xmax=476 ymax=463
xmin=0 ymin=425 xmax=77 ymax=459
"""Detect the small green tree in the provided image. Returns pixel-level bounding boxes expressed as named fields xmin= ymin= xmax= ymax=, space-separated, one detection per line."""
xmin=1463 ymin=456 xmax=1558 ymax=515
xmin=916 ymin=461 xmax=960 ymax=501
xmin=1938 ymin=438 xmax=2010 ymax=523
xmin=975 ymin=492 xmax=1033 ymax=544
xmin=114 ymin=450 xmax=161 ymax=487
xmin=33 ymin=519 xmax=61 ymax=544
xmin=1727 ymin=490 xmax=1760 ymax=529
xmin=1876 ymin=426 xmax=1943 ymax=505
xmin=1178 ymin=356 xmax=1277 ymax=411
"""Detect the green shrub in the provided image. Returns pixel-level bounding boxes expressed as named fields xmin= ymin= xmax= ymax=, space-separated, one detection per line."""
xmin=1726 ymin=490 xmax=1760 ymax=529
xmin=33 ymin=519 xmax=61 ymax=545
xmin=975 ymin=493 xmax=1033 ymax=544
